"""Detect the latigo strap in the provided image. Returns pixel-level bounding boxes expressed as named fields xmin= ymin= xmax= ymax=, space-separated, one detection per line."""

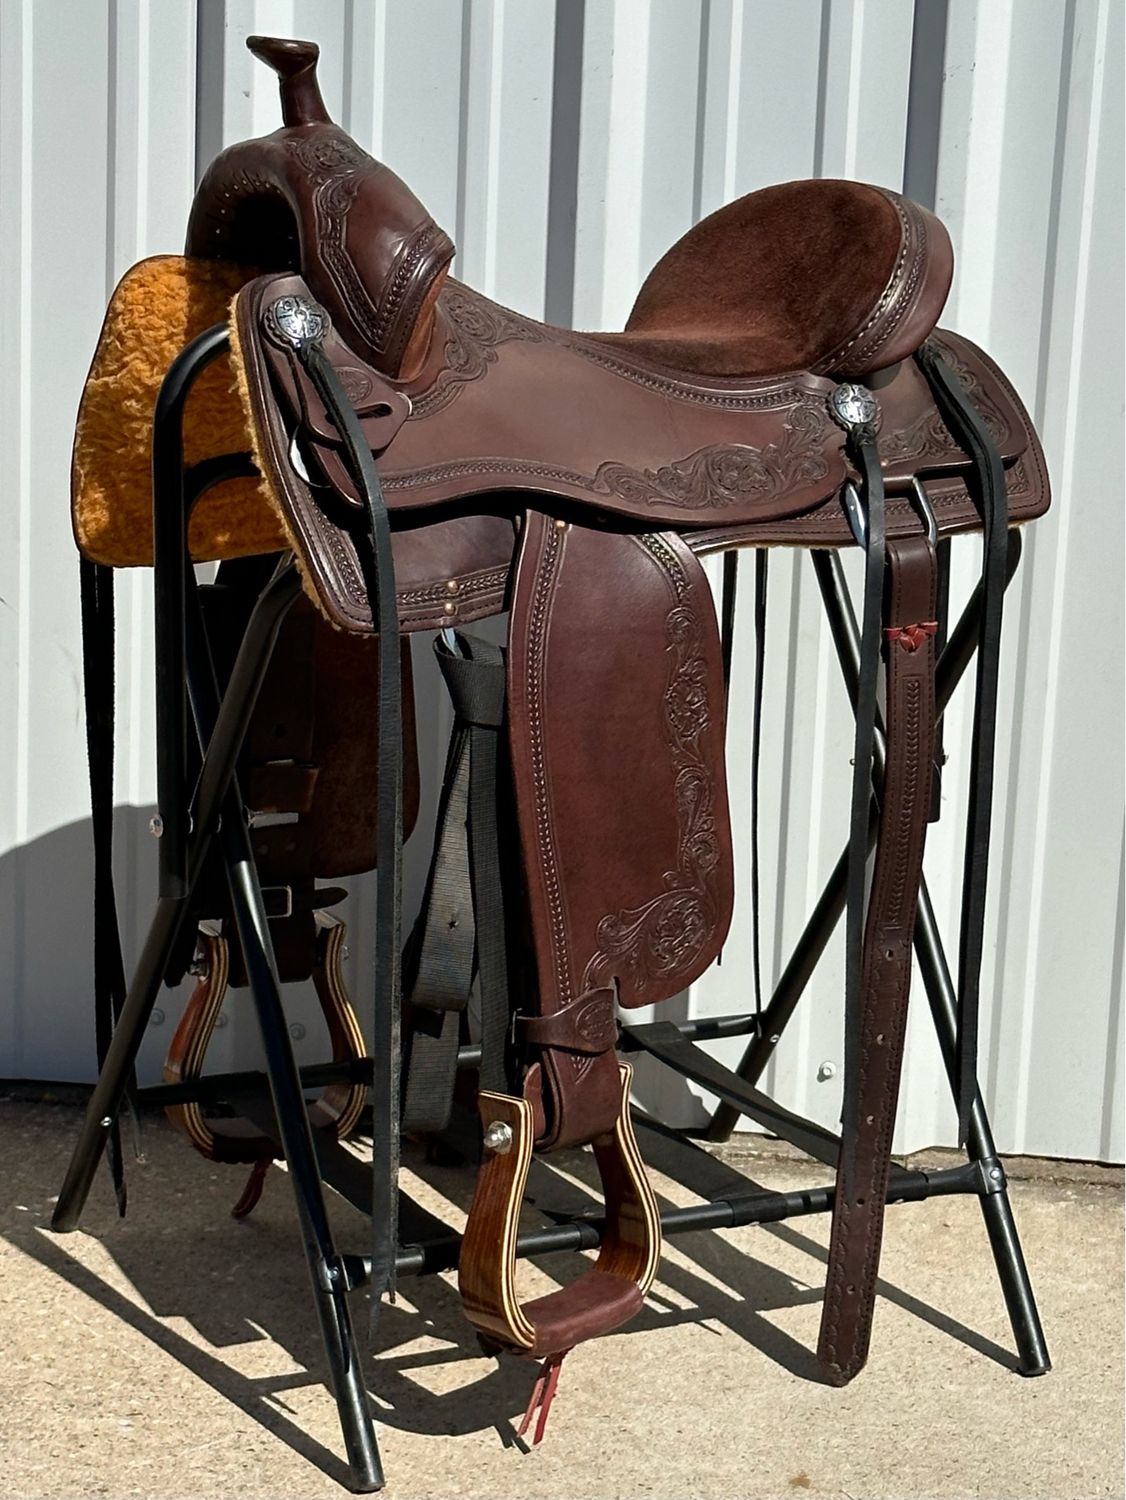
xmin=819 ymin=531 xmax=939 ymax=1383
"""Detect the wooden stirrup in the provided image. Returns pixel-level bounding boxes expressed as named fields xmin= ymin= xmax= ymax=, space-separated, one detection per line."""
xmin=458 ymin=1063 xmax=661 ymax=1357
xmin=162 ymin=914 xmax=367 ymax=1193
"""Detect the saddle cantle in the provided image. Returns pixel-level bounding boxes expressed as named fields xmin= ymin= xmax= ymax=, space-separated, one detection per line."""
xmin=67 ymin=31 xmax=1049 ymax=1451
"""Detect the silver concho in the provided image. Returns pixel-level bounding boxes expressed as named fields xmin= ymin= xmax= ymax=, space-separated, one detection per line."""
xmin=265 ymin=294 xmax=328 ymax=350
xmin=828 ymin=382 xmax=880 ymax=433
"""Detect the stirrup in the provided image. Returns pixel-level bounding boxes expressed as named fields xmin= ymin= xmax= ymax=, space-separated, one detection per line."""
xmin=458 ymin=1063 xmax=661 ymax=1358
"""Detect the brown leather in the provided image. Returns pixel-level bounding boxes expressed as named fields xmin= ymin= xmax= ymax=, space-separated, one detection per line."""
xmin=506 ymin=514 xmax=733 ymax=1151
xmin=621 ymin=181 xmax=953 ymax=378
xmin=200 ymin=40 xmax=1050 ymax=1375
xmin=188 ymin=40 xmax=453 ymax=381
xmin=233 ymin=273 xmax=1046 ymax=638
xmin=818 ymin=534 xmax=939 ymax=1384
xmin=524 ymin=1270 xmax=645 ymax=1357
xmin=516 ymin=989 xmax=619 ymax=1055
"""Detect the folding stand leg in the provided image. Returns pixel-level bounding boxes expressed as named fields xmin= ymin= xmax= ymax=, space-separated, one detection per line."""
xmin=220 ymin=815 xmax=384 ymax=1489
xmin=913 ymin=882 xmax=1051 ymax=1374
xmin=706 ymin=535 xmax=1049 ymax=1375
xmin=54 ymin=589 xmax=384 ymax=1486
xmin=179 ymin=555 xmax=383 ymax=1488
xmin=52 ymin=895 xmax=193 ymax=1228
xmin=51 ymin=563 xmax=302 ymax=1230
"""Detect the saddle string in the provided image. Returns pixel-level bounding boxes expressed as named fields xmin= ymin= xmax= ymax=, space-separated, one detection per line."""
xmin=516 ymin=1350 xmax=569 ymax=1445
xmin=750 ymin=548 xmax=769 ymax=1022
xmin=916 ymin=343 xmax=1009 ymax=1142
xmin=299 ymin=333 xmax=405 ymax=1326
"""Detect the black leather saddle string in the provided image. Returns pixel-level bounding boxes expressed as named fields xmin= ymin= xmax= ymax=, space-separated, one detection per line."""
xmin=718 ymin=547 xmax=768 ymax=1017
xmin=299 ymin=336 xmax=404 ymax=1322
xmin=750 ymin=549 xmax=769 ymax=1020
xmin=916 ymin=342 xmax=1009 ymax=1140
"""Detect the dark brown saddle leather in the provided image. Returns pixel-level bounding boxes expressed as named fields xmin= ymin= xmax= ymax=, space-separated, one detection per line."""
xmin=73 ymin=32 xmax=1050 ymax=1428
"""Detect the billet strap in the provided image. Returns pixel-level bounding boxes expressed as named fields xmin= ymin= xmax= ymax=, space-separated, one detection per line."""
xmin=401 ymin=631 xmax=509 ymax=1132
xmin=458 ymin=1063 xmax=661 ymax=1358
xmin=260 ymin=293 xmax=404 ymax=1325
xmin=830 ymin=386 xmax=888 ymax=1125
xmin=818 ymin=527 xmax=939 ymax=1385
xmin=79 ymin=557 xmax=134 ymax=1214
xmin=916 ymin=342 xmax=1009 ymax=1141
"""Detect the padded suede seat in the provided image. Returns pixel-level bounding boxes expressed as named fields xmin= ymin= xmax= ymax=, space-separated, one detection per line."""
xmin=590 ymin=179 xmax=953 ymax=381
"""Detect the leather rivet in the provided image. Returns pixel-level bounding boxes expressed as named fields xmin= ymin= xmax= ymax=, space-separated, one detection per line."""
xmin=443 ymin=601 xmax=457 ymax=616
xmin=445 ymin=578 xmax=460 ymax=595
xmin=554 ymin=518 xmax=568 ymax=531
xmin=875 ymin=1033 xmax=885 ymax=1045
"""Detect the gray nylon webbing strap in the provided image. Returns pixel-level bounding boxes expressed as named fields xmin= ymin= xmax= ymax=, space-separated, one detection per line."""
xmin=401 ymin=634 xmax=509 ymax=1133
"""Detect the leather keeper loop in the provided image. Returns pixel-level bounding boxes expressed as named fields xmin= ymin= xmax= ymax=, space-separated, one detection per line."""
xmin=515 ymin=988 xmax=618 ymax=1055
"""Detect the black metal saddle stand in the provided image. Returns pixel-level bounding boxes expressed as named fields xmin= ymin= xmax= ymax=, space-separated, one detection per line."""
xmin=51 ymin=325 xmax=1051 ymax=1494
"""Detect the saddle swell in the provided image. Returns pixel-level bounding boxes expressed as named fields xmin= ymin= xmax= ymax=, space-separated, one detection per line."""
xmin=187 ymin=36 xmax=453 ymax=382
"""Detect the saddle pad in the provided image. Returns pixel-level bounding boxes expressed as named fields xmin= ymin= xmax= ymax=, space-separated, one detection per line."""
xmin=72 ymin=256 xmax=283 ymax=567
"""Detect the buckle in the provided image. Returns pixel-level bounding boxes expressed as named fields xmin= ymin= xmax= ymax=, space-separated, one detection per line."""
xmin=260 ymin=885 xmax=294 ymax=920
xmin=841 ymin=480 xmax=869 ymax=548
xmin=909 ymin=477 xmax=938 ymax=546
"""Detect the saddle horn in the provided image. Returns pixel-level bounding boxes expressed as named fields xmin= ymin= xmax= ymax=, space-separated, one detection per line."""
xmin=186 ymin=36 xmax=455 ymax=381
xmin=247 ymin=35 xmax=331 ymax=126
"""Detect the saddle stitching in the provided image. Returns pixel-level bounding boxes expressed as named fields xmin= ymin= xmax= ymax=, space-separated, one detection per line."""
xmin=814 ymin=195 xmax=923 ymax=374
xmin=524 ymin=519 xmax=574 ymax=1011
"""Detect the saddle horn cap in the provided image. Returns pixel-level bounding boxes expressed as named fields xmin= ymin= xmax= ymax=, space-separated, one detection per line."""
xmin=247 ymin=36 xmax=331 ymax=126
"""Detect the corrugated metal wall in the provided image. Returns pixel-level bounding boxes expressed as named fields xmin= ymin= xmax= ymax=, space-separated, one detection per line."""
xmin=0 ymin=0 xmax=1121 ymax=1161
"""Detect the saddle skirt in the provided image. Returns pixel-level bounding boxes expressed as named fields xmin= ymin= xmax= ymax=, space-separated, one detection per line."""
xmin=73 ymin=255 xmax=1047 ymax=640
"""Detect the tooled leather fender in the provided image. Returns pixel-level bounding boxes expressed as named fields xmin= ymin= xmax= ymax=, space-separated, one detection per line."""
xmin=506 ymin=514 xmax=734 ymax=1151
xmin=187 ymin=37 xmax=454 ymax=381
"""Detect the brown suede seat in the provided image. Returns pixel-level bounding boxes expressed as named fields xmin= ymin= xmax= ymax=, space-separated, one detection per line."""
xmin=590 ymin=179 xmax=953 ymax=382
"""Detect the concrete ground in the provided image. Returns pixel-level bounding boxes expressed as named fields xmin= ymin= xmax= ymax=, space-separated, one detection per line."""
xmin=0 ymin=1099 xmax=1120 ymax=1500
